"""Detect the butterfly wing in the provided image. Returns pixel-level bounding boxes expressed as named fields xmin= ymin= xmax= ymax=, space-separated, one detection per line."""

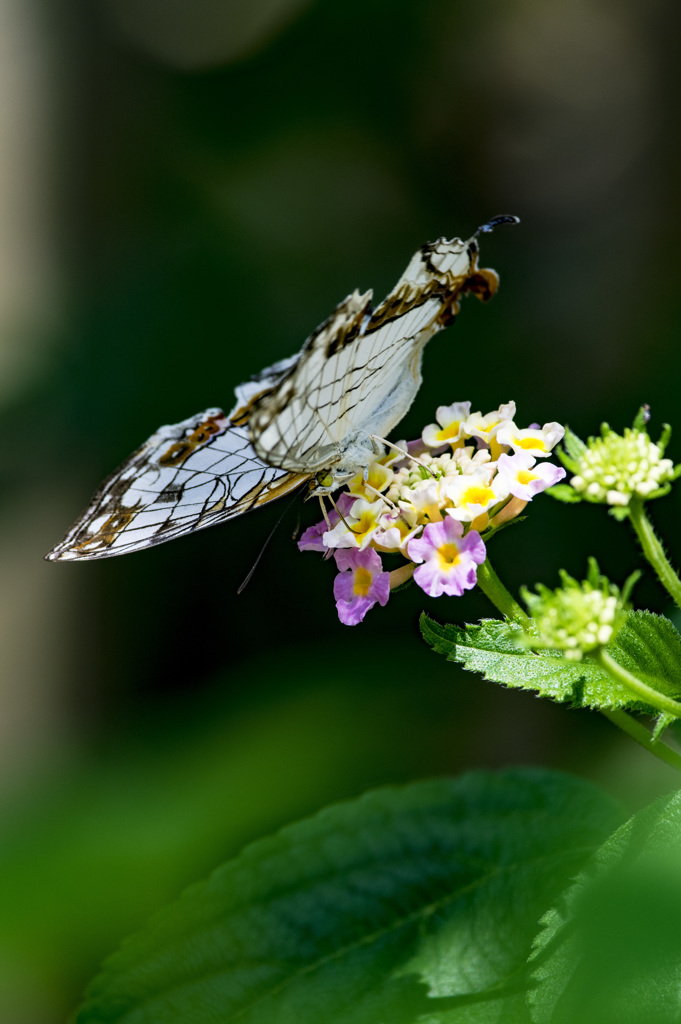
xmin=47 ymin=224 xmax=510 ymax=561
xmin=46 ymin=403 xmax=308 ymax=562
xmin=249 ymin=234 xmax=499 ymax=474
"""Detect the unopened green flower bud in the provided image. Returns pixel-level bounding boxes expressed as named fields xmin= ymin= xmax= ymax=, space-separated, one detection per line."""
xmin=568 ymin=423 xmax=676 ymax=507
xmin=521 ymin=559 xmax=637 ymax=661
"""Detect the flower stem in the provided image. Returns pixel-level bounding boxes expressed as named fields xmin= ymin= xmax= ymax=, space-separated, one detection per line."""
xmin=389 ymin=562 xmax=415 ymax=590
xmin=602 ymin=708 xmax=681 ymax=773
xmin=595 ymin=648 xmax=681 ymax=719
xmin=628 ymin=497 xmax=681 ymax=610
xmin=477 ymin=558 xmax=531 ymax=628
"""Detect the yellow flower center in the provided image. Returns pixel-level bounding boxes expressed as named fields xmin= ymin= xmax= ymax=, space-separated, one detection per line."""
xmin=438 ymin=543 xmax=461 ymax=569
xmin=437 ymin=421 xmax=462 ymax=441
xmin=349 ymin=464 xmax=392 ymax=498
xmin=353 ymin=566 xmax=373 ymax=596
xmin=368 ymin=466 xmax=387 ymax=487
xmin=478 ymin=418 xmax=500 ymax=436
xmin=516 ymin=436 xmax=547 ymax=451
xmin=390 ymin=518 xmax=411 ymax=538
xmin=517 ymin=469 xmax=536 ymax=485
xmin=461 ymin=484 xmax=495 ymax=508
xmin=353 ymin=513 xmax=378 ymax=542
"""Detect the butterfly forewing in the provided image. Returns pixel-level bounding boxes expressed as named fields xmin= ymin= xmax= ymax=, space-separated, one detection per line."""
xmin=46 ymin=407 xmax=307 ymax=561
xmin=249 ymin=235 xmax=487 ymax=474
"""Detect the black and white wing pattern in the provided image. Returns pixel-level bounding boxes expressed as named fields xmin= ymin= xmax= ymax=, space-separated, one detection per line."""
xmin=248 ymin=227 xmax=504 ymax=482
xmin=47 ymin=217 xmax=515 ymax=562
xmin=46 ymin=384 xmax=308 ymax=562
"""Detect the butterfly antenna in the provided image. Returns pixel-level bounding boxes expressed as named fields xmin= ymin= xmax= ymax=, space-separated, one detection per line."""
xmin=473 ymin=214 xmax=520 ymax=240
xmin=237 ymin=490 xmax=303 ymax=595
xmin=291 ymin=509 xmax=303 ymax=542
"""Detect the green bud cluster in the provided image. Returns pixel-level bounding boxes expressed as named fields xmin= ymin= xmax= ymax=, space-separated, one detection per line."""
xmin=521 ymin=560 xmax=636 ymax=661
xmin=570 ymin=426 xmax=675 ymax=507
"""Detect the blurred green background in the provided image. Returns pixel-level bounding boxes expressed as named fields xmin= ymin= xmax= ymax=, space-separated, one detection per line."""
xmin=2 ymin=0 xmax=681 ymax=1020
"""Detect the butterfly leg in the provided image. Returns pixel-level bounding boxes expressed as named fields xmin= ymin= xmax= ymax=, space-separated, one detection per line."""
xmin=327 ymin=493 xmax=357 ymax=534
xmin=361 ymin=435 xmax=385 ymax=482
xmin=370 ymin=435 xmax=437 ymax=478
xmin=361 ymin=481 xmax=398 ymax=510
xmin=318 ymin=495 xmax=332 ymax=531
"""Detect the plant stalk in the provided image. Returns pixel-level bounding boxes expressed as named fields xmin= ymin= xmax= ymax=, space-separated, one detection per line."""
xmin=477 ymin=558 xmax=531 ymax=628
xmin=628 ymin=497 xmax=681 ymax=610
xmin=595 ymin=648 xmax=681 ymax=719
xmin=602 ymin=708 xmax=681 ymax=773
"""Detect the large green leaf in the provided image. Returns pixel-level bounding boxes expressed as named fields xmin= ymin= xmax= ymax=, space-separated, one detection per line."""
xmin=421 ymin=611 xmax=681 ymax=711
xmin=530 ymin=788 xmax=681 ymax=1024
xmin=609 ymin=610 xmax=681 ymax=698
xmin=76 ymin=770 xmax=621 ymax=1024
xmin=421 ymin=616 xmax=611 ymax=707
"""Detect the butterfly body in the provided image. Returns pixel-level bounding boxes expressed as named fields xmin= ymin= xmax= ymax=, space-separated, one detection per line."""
xmin=46 ymin=219 xmax=516 ymax=561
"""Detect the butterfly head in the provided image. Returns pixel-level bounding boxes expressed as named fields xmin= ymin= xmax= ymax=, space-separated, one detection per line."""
xmin=306 ymin=470 xmax=339 ymax=499
xmin=306 ymin=466 xmax=358 ymax=499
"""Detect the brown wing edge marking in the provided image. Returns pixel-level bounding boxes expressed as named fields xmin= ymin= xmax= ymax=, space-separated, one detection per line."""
xmin=158 ymin=411 xmax=230 ymax=467
xmin=324 ymin=292 xmax=373 ymax=358
xmin=46 ymin=418 xmax=311 ymax=560
xmin=220 ymin=469 xmax=311 ymax=518
xmin=366 ymin=278 xmax=441 ymax=332
xmin=66 ymin=469 xmax=309 ymax=556
xmin=46 ymin=410 xmax=234 ymax=559
xmin=71 ymin=501 xmax=143 ymax=552
xmin=367 ymin=252 xmax=499 ymax=334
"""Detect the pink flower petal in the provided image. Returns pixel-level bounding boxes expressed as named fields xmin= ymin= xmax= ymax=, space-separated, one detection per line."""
xmin=333 ymin=547 xmax=390 ymax=625
xmin=407 ymin=517 xmax=485 ymax=599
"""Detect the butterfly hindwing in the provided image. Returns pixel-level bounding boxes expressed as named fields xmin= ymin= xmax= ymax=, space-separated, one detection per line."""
xmin=46 ymin=407 xmax=307 ymax=561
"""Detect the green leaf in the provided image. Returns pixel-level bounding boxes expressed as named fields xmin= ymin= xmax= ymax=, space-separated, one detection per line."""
xmin=558 ymin=427 xmax=586 ymax=471
xmin=658 ymin=421 xmax=672 ymax=453
xmin=610 ymin=610 xmax=681 ymax=700
xmin=75 ymin=771 xmax=621 ymax=1024
xmin=545 ymin=484 xmax=581 ymax=504
xmin=652 ymin=712 xmax=675 ymax=741
xmin=631 ymin=406 xmax=650 ymax=432
xmin=608 ymin=505 xmax=631 ymax=521
xmin=421 ymin=611 xmax=681 ymax=712
xmin=421 ymin=615 xmax=614 ymax=708
xmin=530 ymin=788 xmax=681 ymax=1024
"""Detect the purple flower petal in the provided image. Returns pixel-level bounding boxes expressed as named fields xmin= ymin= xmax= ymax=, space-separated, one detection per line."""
xmin=333 ymin=547 xmax=390 ymax=625
xmin=407 ymin=517 xmax=486 ymax=599
xmin=297 ymin=492 xmax=356 ymax=552
xmin=297 ymin=521 xmax=331 ymax=552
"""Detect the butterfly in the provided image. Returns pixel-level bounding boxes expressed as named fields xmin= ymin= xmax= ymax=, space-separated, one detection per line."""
xmin=46 ymin=215 xmax=518 ymax=562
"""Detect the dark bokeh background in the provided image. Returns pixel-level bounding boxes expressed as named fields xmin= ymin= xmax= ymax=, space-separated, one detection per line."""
xmin=2 ymin=0 xmax=681 ymax=1019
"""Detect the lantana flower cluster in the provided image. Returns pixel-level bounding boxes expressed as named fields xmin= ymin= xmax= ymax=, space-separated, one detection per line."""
xmin=562 ymin=421 xmax=678 ymax=507
xmin=299 ymin=400 xmax=566 ymax=625
xmin=520 ymin=559 xmax=636 ymax=661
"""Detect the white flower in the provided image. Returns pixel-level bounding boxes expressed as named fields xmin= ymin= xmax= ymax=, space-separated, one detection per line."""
xmin=372 ymin=508 xmax=420 ymax=550
xmin=422 ymin=401 xmax=471 ymax=447
xmin=452 ymin=446 xmax=494 ymax=474
xmin=495 ymin=451 xmax=566 ymax=500
xmin=496 ymin=421 xmax=565 ymax=457
xmin=323 ymin=497 xmax=385 ymax=550
xmin=443 ymin=467 xmax=510 ymax=522
xmin=464 ymin=401 xmax=516 ymax=444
